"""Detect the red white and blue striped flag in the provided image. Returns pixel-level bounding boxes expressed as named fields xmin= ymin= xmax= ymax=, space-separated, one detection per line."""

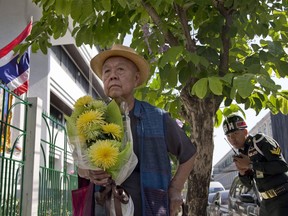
xmin=0 ymin=21 xmax=32 ymax=96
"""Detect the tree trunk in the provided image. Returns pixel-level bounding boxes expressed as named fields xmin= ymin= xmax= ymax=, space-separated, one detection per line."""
xmin=180 ymin=83 xmax=222 ymax=216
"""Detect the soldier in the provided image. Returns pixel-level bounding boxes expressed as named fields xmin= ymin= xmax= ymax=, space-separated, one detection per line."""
xmin=223 ymin=114 xmax=288 ymax=216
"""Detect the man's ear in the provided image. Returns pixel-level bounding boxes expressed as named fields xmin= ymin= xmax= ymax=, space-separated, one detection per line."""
xmin=134 ymin=72 xmax=140 ymax=87
xmin=243 ymin=129 xmax=248 ymax=136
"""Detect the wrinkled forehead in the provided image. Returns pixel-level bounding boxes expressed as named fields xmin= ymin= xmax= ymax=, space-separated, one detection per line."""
xmin=102 ymin=56 xmax=138 ymax=71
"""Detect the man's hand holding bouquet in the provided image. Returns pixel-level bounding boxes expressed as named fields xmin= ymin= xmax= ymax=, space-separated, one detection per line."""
xmin=65 ymin=95 xmax=137 ymax=216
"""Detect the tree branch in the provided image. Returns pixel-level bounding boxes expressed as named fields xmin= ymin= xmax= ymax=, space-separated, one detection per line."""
xmin=173 ymin=3 xmax=196 ymax=53
xmin=141 ymin=1 xmax=179 ymax=46
xmin=212 ymin=0 xmax=235 ymax=76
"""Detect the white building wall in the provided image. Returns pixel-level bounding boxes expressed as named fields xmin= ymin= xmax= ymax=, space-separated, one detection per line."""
xmin=50 ymin=54 xmax=85 ymax=107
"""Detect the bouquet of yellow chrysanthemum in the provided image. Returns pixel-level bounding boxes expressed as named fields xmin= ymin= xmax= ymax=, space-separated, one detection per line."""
xmin=65 ymin=95 xmax=138 ymax=186
xmin=66 ymin=96 xmax=137 ymax=216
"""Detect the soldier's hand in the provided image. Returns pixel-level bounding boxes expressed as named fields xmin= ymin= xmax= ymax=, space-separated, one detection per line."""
xmin=233 ymin=153 xmax=251 ymax=170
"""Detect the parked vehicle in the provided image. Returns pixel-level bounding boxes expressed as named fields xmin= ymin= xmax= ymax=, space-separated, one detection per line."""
xmin=207 ymin=176 xmax=260 ymax=216
xmin=228 ymin=176 xmax=260 ymax=216
xmin=209 ymin=181 xmax=225 ymax=194
xmin=207 ymin=190 xmax=230 ymax=216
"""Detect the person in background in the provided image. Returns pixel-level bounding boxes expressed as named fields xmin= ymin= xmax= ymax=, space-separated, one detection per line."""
xmin=223 ymin=114 xmax=288 ymax=216
xmin=78 ymin=44 xmax=197 ymax=216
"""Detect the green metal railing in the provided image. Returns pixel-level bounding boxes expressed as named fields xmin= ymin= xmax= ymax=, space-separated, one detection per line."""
xmin=0 ymin=86 xmax=78 ymax=215
xmin=38 ymin=113 xmax=78 ymax=216
xmin=0 ymin=86 xmax=29 ymax=216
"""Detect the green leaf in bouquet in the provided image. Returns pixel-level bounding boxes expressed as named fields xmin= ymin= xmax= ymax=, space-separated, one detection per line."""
xmin=105 ymin=100 xmax=123 ymax=132
xmin=108 ymin=141 xmax=133 ymax=180
xmin=64 ymin=115 xmax=77 ymax=142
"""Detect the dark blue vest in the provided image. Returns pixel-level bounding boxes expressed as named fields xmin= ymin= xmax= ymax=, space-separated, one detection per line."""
xmin=133 ymin=99 xmax=171 ymax=215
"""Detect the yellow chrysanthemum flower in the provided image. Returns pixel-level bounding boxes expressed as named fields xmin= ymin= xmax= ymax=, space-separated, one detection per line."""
xmin=102 ymin=123 xmax=122 ymax=140
xmin=76 ymin=110 xmax=105 ymax=140
xmin=88 ymin=100 xmax=107 ymax=113
xmin=72 ymin=96 xmax=94 ymax=121
xmin=88 ymin=140 xmax=119 ymax=170
xmin=74 ymin=95 xmax=94 ymax=109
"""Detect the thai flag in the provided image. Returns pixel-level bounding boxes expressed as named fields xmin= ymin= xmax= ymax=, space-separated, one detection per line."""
xmin=0 ymin=21 xmax=32 ymax=96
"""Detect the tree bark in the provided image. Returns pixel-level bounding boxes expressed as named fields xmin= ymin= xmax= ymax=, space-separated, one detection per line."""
xmin=180 ymin=82 xmax=223 ymax=216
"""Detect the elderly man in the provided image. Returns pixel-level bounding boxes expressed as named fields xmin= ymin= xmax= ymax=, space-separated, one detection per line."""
xmin=78 ymin=44 xmax=197 ymax=216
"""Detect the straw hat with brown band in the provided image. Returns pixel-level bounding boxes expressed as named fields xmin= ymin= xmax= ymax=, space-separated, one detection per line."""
xmin=90 ymin=44 xmax=150 ymax=87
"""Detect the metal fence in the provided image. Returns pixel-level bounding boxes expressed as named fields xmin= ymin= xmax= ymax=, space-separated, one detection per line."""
xmin=0 ymin=86 xmax=78 ymax=216
xmin=38 ymin=113 xmax=78 ymax=216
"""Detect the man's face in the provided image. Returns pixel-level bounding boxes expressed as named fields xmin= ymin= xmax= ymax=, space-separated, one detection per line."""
xmin=226 ymin=129 xmax=247 ymax=149
xmin=102 ymin=56 xmax=140 ymax=100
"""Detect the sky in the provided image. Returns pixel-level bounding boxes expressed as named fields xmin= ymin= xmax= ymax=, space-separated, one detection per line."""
xmin=212 ymin=77 xmax=288 ymax=165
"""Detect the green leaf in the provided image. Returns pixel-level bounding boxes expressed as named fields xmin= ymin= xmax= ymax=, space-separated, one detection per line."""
xmin=222 ymin=104 xmax=245 ymax=118
xmin=106 ymin=100 xmax=123 ymax=130
xmin=81 ymin=0 xmax=94 ymax=22
xmin=31 ymin=42 xmax=39 ymax=53
xmin=191 ymin=78 xmax=208 ymax=99
xmin=71 ymin=26 xmax=80 ymax=37
xmin=230 ymin=86 xmax=236 ymax=99
xmin=116 ymin=0 xmax=127 ymax=8
xmin=39 ymin=38 xmax=48 ymax=54
xmin=199 ymin=56 xmax=210 ymax=68
xmin=186 ymin=53 xmax=201 ymax=66
xmin=208 ymin=77 xmax=223 ymax=95
xmin=214 ymin=109 xmax=223 ymax=127
xmin=159 ymin=46 xmax=183 ymax=68
xmin=223 ymin=107 xmax=233 ymax=116
xmin=64 ymin=115 xmax=77 ymax=139
xmin=159 ymin=64 xmax=169 ymax=84
xmin=55 ymin=0 xmax=67 ymax=16
xmin=230 ymin=61 xmax=245 ymax=72
xmin=101 ymin=0 xmax=111 ymax=11
xmin=275 ymin=60 xmax=288 ymax=77
xmin=257 ymin=76 xmax=280 ymax=92
xmin=244 ymin=56 xmax=260 ymax=67
xmin=259 ymin=50 xmax=268 ymax=62
xmin=75 ymin=26 xmax=87 ymax=46
xmin=233 ymin=74 xmax=255 ymax=98
xmin=244 ymin=97 xmax=251 ymax=109
xmin=256 ymin=92 xmax=267 ymax=102
xmin=247 ymin=64 xmax=261 ymax=74
xmin=221 ymin=73 xmax=234 ymax=85
xmin=278 ymin=96 xmax=288 ymax=114
xmin=254 ymin=97 xmax=263 ymax=109
xmin=179 ymin=61 xmax=193 ymax=84
xmin=166 ymin=66 xmax=178 ymax=88
xmin=278 ymin=91 xmax=288 ymax=100
xmin=229 ymin=104 xmax=241 ymax=112
xmin=266 ymin=101 xmax=278 ymax=114
xmin=224 ymin=98 xmax=232 ymax=106
xmin=71 ymin=0 xmax=82 ymax=20
xmin=149 ymin=74 xmax=161 ymax=90
xmin=269 ymin=95 xmax=277 ymax=107
xmin=267 ymin=41 xmax=285 ymax=56
xmin=15 ymin=43 xmax=30 ymax=59
xmin=169 ymin=99 xmax=181 ymax=115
